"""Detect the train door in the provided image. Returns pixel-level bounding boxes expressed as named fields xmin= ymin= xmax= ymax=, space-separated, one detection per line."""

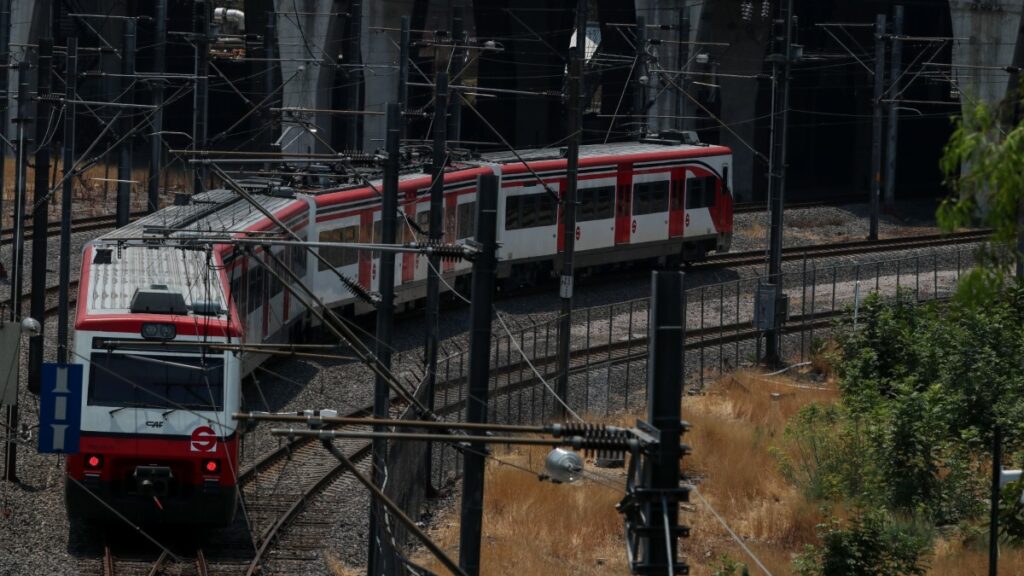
xmin=630 ymin=170 xmax=671 ymax=245
xmin=445 ymin=190 xmax=461 ymax=273
xmin=402 ymin=189 xmax=420 ymax=284
xmin=669 ymin=168 xmax=685 ymax=238
xmin=574 ymin=176 xmax=617 ymax=253
xmin=411 ymin=200 xmax=432 ymax=283
xmin=245 ymin=252 xmax=265 ymax=344
xmin=684 ymin=168 xmax=718 ymax=238
xmin=614 ymin=163 xmax=632 ymax=245
xmin=317 ymin=214 xmax=362 ymax=306
xmin=263 ymin=247 xmax=286 ymax=342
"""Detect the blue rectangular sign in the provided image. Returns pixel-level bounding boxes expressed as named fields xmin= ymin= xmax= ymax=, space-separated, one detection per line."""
xmin=38 ymin=363 xmax=83 ymax=454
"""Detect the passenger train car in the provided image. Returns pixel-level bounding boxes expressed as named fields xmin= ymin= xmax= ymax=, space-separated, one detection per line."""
xmin=65 ymin=140 xmax=732 ymax=524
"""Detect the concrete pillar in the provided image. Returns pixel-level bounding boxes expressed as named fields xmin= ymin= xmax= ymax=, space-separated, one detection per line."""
xmin=635 ymin=0 xmax=703 ymax=136
xmin=949 ymin=1 xmax=1024 ymax=106
xmin=274 ymin=0 xmax=335 ymax=155
xmin=362 ymin=0 xmax=415 ymax=152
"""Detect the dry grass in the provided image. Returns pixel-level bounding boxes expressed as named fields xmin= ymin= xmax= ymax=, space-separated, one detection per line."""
xmin=926 ymin=539 xmax=1024 ymax=574
xmin=416 ymin=445 xmax=630 ymax=575
xmin=0 ymin=158 xmax=188 ymax=218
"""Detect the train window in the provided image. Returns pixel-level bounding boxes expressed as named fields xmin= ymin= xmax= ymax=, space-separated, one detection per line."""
xmin=87 ymin=353 xmax=225 ymax=411
xmin=458 ymin=202 xmax=476 ymax=239
xmin=686 ymin=176 xmax=717 ymax=209
xmin=268 ymin=251 xmax=284 ymax=298
xmin=578 ymin=186 xmax=615 ymax=222
xmin=504 ymin=196 xmax=521 ymax=230
xmin=229 ymin=271 xmax=244 ymax=315
xmin=247 ymin=265 xmax=263 ymax=314
xmin=318 ymin=225 xmax=359 ymax=271
xmin=290 ymin=244 xmax=306 ymax=279
xmin=632 ymin=180 xmax=670 ymax=215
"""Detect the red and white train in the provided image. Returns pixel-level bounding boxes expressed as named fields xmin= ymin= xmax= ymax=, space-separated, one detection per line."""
xmin=66 ymin=140 xmax=732 ymax=524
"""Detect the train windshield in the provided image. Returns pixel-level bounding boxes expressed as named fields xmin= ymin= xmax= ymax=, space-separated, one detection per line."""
xmin=87 ymin=353 xmax=225 ymax=411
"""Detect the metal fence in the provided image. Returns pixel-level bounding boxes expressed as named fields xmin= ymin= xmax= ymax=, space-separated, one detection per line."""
xmin=423 ymin=245 xmax=979 ymax=489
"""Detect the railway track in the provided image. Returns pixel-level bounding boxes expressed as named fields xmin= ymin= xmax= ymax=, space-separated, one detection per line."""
xmin=89 ymin=543 xmax=210 ymax=576
xmin=0 ymin=211 xmax=147 ymax=247
xmin=691 ymin=229 xmax=988 ymax=271
xmin=733 ymin=194 xmax=867 ymax=214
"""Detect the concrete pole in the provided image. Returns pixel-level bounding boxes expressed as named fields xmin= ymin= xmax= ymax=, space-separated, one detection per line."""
xmin=869 ymin=14 xmax=886 ymax=240
xmin=193 ymin=1 xmax=209 ymax=194
xmin=29 ymin=38 xmax=53 ymax=394
xmin=884 ymin=5 xmax=903 ymax=210
xmin=448 ymin=4 xmax=465 ymax=144
xmin=147 ymin=0 xmax=166 ymax=213
xmin=116 ymin=19 xmax=136 ymax=226
xmin=634 ymin=16 xmax=647 ymax=138
xmin=556 ymin=0 xmax=586 ymax=417
xmin=457 ymin=173 xmax=498 ymax=576
xmin=677 ymin=9 xmax=693 ymax=132
xmin=58 ymin=38 xmax=77 ymax=365
xmin=0 ymin=0 xmax=10 ymax=256
xmin=367 ymin=102 xmax=400 ymax=575
xmin=764 ymin=0 xmax=795 ymax=367
xmin=423 ymin=72 xmax=447 ymax=493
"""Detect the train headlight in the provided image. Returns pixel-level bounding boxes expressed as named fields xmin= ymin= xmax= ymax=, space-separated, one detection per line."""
xmin=203 ymin=459 xmax=220 ymax=474
xmin=141 ymin=322 xmax=176 ymax=340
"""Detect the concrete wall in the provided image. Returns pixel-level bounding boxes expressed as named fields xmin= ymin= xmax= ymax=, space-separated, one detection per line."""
xmin=274 ymin=0 xmax=336 ymax=155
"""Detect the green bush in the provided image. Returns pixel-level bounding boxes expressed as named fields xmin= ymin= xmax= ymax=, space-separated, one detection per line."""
xmin=794 ymin=509 xmax=932 ymax=576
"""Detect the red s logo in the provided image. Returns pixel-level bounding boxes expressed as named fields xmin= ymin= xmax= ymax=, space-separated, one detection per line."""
xmin=190 ymin=426 xmax=217 ymax=453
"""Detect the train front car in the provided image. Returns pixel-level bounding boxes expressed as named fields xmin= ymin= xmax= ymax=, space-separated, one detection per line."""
xmin=66 ymin=243 xmax=241 ymax=526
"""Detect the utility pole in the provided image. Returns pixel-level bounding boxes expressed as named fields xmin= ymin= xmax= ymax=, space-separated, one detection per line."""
xmin=367 ymin=102 xmax=400 ymax=576
xmin=193 ymin=0 xmax=210 ymax=194
xmin=58 ymin=38 xmax=77 ymax=365
xmin=116 ymin=19 xmax=136 ymax=227
xmin=869 ymin=14 xmax=886 ymax=241
xmin=448 ymin=3 xmax=464 ymax=144
xmin=634 ymin=16 xmax=648 ymax=138
xmin=263 ymin=12 xmax=277 ymax=154
xmin=763 ymin=0 xmax=795 ymax=366
xmin=344 ymin=1 xmax=363 ymax=150
xmin=677 ymin=9 xmax=693 ymax=132
xmin=397 ymin=16 xmax=410 ymax=136
xmin=0 ymin=0 xmax=10 ymax=261
xmin=28 ymin=38 xmax=52 ymax=395
xmin=148 ymin=0 xmax=167 ymax=213
xmin=457 ymin=172 xmax=498 ymax=576
xmin=990 ymin=425 xmax=1002 ymax=576
xmin=556 ymin=0 xmax=587 ymax=418
xmin=884 ymin=5 xmax=903 ymax=211
xmin=4 ymin=61 xmax=28 ymax=482
xmin=424 ymin=71 xmax=447 ymax=493
xmin=642 ymin=270 xmax=688 ymax=574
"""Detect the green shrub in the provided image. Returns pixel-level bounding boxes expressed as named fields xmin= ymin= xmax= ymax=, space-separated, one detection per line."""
xmin=794 ymin=509 xmax=932 ymax=576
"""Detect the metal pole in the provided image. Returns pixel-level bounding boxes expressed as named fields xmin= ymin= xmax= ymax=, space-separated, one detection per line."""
xmin=116 ymin=19 xmax=135 ymax=226
xmin=633 ymin=15 xmax=647 ymax=138
xmin=556 ymin=0 xmax=587 ymax=418
xmin=147 ymin=0 xmax=166 ymax=213
xmin=448 ymin=3 xmax=464 ymax=144
xmin=367 ymin=102 xmax=401 ymax=575
xmin=990 ymin=425 xmax=1002 ymax=576
xmin=58 ymin=38 xmax=77 ymax=365
xmin=4 ymin=60 xmax=27 ymax=483
xmin=869 ymin=14 xmax=886 ymax=240
xmin=0 ymin=0 xmax=10 ymax=260
xmin=29 ymin=37 xmax=53 ymax=394
xmin=884 ymin=5 xmax=903 ymax=210
xmin=458 ymin=173 xmax=498 ymax=576
xmin=643 ymin=270 xmax=686 ymax=573
xmin=398 ymin=16 xmax=410 ymax=114
xmin=263 ymin=12 xmax=277 ymax=154
xmin=193 ymin=1 xmax=209 ymax=194
xmin=677 ymin=9 xmax=693 ymax=132
xmin=345 ymin=1 xmax=364 ymax=150
xmin=764 ymin=0 xmax=794 ymax=366
xmin=424 ymin=71 xmax=447 ymax=493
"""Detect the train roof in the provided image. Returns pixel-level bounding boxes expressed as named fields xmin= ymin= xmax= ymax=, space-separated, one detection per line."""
xmin=480 ymin=140 xmax=731 ymax=165
xmin=81 ymin=244 xmax=228 ymax=320
xmin=98 ymin=188 xmax=302 ymax=241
